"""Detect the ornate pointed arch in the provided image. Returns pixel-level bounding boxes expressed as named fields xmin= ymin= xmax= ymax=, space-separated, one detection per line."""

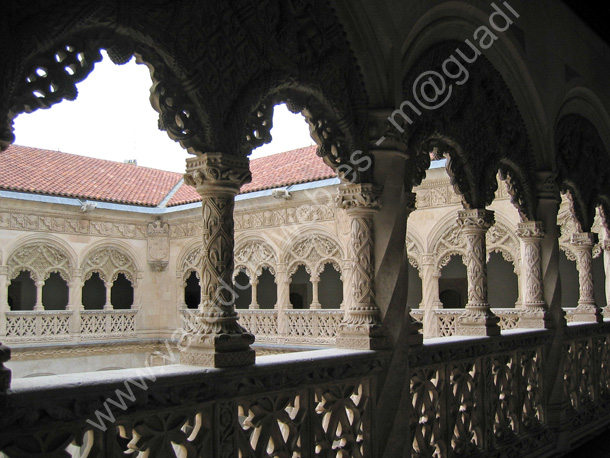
xmin=284 ymin=232 xmax=343 ymax=278
xmin=81 ymin=244 xmax=138 ymax=285
xmin=400 ymin=40 xmax=536 ymax=217
xmin=7 ymin=240 xmax=74 ymax=282
xmin=234 ymin=238 xmax=278 ymax=279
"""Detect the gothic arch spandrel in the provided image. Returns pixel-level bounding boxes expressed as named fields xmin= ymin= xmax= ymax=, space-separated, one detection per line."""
xmin=7 ymin=240 xmax=74 ymax=282
xmin=282 ymin=232 xmax=344 ymax=278
xmin=81 ymin=245 xmax=138 ymax=285
xmin=234 ymin=238 xmax=278 ymax=278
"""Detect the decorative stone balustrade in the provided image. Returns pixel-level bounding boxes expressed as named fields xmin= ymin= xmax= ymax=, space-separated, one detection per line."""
xmin=4 ymin=310 xmax=72 ymax=342
xmin=181 ymin=308 xmax=344 ymax=346
xmin=2 ymin=324 xmax=610 ymax=456
xmin=2 ymin=309 xmax=137 ymax=342
xmin=432 ymin=308 xmax=523 ymax=337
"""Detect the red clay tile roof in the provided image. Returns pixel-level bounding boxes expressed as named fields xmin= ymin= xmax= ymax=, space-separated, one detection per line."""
xmin=167 ymin=145 xmax=335 ymax=207
xmin=0 ymin=144 xmax=336 ymax=208
xmin=0 ymin=145 xmax=183 ymax=206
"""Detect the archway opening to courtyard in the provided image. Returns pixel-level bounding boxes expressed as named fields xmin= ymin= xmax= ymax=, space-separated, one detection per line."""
xmin=487 ymin=252 xmax=518 ymax=308
xmin=406 ymin=262 xmax=422 ymax=309
xmin=439 ymin=255 xmax=467 ymax=308
xmin=318 ymin=262 xmax=343 ymax=309
xmin=82 ymin=272 xmax=106 ymax=310
xmin=234 ymin=270 xmax=252 ymax=310
xmin=7 ymin=271 xmax=36 ymax=311
xmin=42 ymin=272 xmax=69 ymax=310
xmin=559 ymin=249 xmax=579 ymax=308
xmin=111 ymin=273 xmax=133 ymax=309
xmin=290 ymin=265 xmax=312 ymax=309
xmin=184 ymin=271 xmax=200 ymax=309
xmin=257 ymin=267 xmax=277 ymax=310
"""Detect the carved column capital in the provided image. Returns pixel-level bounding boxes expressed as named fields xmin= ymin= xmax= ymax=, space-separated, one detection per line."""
xmin=421 ymin=254 xmax=436 ymax=266
xmin=457 ymin=209 xmax=495 ymax=232
xmin=570 ymin=232 xmax=598 ymax=247
xmin=184 ymin=153 xmax=251 ymax=197
xmin=336 ymin=183 xmax=381 ymax=215
xmin=517 ymin=221 xmax=545 ymax=239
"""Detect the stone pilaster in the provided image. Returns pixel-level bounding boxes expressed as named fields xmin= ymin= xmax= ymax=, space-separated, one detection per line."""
xmin=180 ymin=153 xmax=255 ymax=367
xmin=336 ymin=183 xmax=387 ymax=349
xmin=571 ymin=232 xmax=602 ymax=323
xmin=517 ymin=221 xmax=549 ymax=328
xmin=456 ymin=209 xmax=500 ymax=336
xmin=340 ymin=260 xmax=352 ymax=310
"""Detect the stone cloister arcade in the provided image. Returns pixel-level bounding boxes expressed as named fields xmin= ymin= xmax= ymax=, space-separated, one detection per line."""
xmin=2 ymin=1 xmax=610 ymax=457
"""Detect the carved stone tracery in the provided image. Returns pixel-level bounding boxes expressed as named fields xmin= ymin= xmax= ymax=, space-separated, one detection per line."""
xmin=82 ymin=246 xmax=136 ymax=285
xmin=8 ymin=242 xmax=72 ymax=283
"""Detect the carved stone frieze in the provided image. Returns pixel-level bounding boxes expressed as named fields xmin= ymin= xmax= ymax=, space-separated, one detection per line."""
xmin=0 ymin=211 xmax=147 ymax=238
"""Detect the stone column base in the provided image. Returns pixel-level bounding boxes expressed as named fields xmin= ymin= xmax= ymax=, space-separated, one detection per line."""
xmin=456 ymin=307 xmax=501 ymax=336
xmin=518 ymin=306 xmax=550 ymax=329
xmin=180 ymin=333 xmax=255 ymax=368
xmin=336 ymin=325 xmax=387 ymax=350
xmin=571 ymin=306 xmax=603 ymax=323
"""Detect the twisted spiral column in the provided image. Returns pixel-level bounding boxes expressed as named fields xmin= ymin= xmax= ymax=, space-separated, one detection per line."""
xmin=336 ymin=183 xmax=387 ymax=349
xmin=571 ymin=232 xmax=602 ymax=323
xmin=517 ymin=221 xmax=550 ymax=328
xmin=456 ymin=209 xmax=500 ymax=336
xmin=181 ymin=153 xmax=255 ymax=367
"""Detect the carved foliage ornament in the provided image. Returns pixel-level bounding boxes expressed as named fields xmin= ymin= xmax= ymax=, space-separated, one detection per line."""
xmin=83 ymin=247 xmax=136 ymax=284
xmin=402 ymin=41 xmax=534 ymax=210
xmin=8 ymin=243 xmax=72 ymax=282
